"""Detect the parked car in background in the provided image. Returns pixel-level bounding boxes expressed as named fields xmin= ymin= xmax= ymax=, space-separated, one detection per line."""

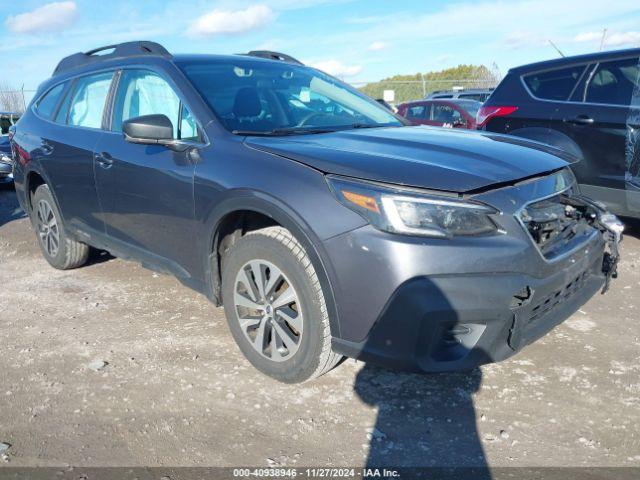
xmin=0 ymin=112 xmax=19 ymax=184
xmin=427 ymin=88 xmax=494 ymax=102
xmin=12 ymin=42 xmax=623 ymax=383
xmin=479 ymin=48 xmax=640 ymax=219
xmin=397 ymin=99 xmax=481 ymax=129
xmin=374 ymin=98 xmax=395 ymax=112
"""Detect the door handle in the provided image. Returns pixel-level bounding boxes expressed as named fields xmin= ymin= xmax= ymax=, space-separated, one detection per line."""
xmin=94 ymin=151 xmax=113 ymax=168
xmin=563 ymin=115 xmax=595 ymax=126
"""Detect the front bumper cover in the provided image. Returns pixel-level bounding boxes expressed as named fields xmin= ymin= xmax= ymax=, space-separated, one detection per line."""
xmin=330 ymin=205 xmax=623 ymax=373
xmin=332 ymin=249 xmax=607 ymax=372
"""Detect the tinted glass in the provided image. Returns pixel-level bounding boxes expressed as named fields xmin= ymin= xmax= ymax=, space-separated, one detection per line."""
xmin=406 ymin=105 xmax=427 ymax=118
xmin=36 ymin=83 xmax=66 ymax=120
xmin=459 ymin=93 xmax=482 ymax=101
xmin=432 ymin=104 xmax=459 ymax=123
xmin=55 ymin=86 xmax=74 ymax=124
xmin=112 ymin=70 xmax=180 ymax=138
xmin=524 ymin=65 xmax=587 ymax=101
xmin=68 ymin=72 xmax=113 ymax=128
xmin=450 ymin=100 xmax=481 ymax=117
xmin=586 ymin=57 xmax=640 ymax=106
xmin=177 ymin=59 xmax=401 ymax=134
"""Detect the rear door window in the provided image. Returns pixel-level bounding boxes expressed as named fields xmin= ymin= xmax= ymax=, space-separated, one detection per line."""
xmin=523 ymin=65 xmax=587 ymax=101
xmin=585 ymin=57 xmax=640 ymax=106
xmin=406 ymin=105 xmax=427 ymax=119
xmin=431 ymin=104 xmax=457 ymax=123
xmin=35 ymin=83 xmax=67 ymax=120
xmin=68 ymin=72 xmax=114 ymax=129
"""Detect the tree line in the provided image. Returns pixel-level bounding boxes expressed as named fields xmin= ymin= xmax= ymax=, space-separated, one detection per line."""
xmin=358 ymin=64 xmax=501 ymax=103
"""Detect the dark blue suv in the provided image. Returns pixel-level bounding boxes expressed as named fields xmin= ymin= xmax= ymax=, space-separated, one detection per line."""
xmin=11 ymin=42 xmax=624 ymax=383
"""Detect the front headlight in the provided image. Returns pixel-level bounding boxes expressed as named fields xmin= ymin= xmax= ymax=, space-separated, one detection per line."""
xmin=0 ymin=153 xmax=11 ymax=165
xmin=327 ymin=175 xmax=500 ymax=238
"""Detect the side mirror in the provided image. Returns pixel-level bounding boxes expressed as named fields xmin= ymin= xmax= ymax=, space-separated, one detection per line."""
xmin=123 ymin=114 xmax=177 ymax=147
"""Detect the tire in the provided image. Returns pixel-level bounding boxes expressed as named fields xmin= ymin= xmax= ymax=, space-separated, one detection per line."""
xmin=221 ymin=226 xmax=342 ymax=383
xmin=29 ymin=184 xmax=90 ymax=270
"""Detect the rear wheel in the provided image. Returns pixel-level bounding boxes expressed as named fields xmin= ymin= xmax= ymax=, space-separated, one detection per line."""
xmin=30 ymin=184 xmax=89 ymax=270
xmin=221 ymin=226 xmax=342 ymax=383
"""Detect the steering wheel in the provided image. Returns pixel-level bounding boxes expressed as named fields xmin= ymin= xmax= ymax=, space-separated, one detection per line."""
xmin=297 ymin=112 xmax=334 ymax=127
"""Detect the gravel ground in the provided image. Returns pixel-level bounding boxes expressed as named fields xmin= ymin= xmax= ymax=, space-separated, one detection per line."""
xmin=0 ymin=184 xmax=639 ymax=469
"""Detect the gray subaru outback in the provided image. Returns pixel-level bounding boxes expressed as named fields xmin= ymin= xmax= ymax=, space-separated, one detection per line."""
xmin=11 ymin=42 xmax=623 ymax=383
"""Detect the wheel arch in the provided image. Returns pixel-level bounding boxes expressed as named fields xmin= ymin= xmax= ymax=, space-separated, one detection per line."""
xmin=509 ymin=127 xmax=584 ymax=161
xmin=23 ymin=166 xmax=61 ymax=215
xmin=204 ymin=190 xmax=342 ymax=338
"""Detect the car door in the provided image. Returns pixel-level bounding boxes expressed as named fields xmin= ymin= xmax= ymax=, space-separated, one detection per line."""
xmin=94 ymin=68 xmax=204 ymax=277
xmin=33 ymin=73 xmax=114 ymax=239
xmin=549 ymin=57 xmax=640 ymax=215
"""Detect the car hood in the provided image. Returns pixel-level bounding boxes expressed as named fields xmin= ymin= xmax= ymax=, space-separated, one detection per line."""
xmin=245 ymin=126 xmax=574 ymax=193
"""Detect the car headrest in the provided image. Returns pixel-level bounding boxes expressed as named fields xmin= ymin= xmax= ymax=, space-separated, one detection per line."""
xmin=233 ymin=87 xmax=262 ymax=118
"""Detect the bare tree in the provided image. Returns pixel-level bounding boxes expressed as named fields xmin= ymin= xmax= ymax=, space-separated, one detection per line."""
xmin=470 ymin=62 xmax=502 ymax=89
xmin=0 ymin=81 xmax=25 ymax=113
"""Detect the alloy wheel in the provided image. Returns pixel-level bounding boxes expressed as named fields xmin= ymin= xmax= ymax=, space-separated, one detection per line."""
xmin=233 ymin=259 xmax=303 ymax=362
xmin=35 ymin=199 xmax=59 ymax=257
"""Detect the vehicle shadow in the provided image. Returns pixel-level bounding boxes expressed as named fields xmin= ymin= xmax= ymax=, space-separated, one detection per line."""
xmin=354 ymin=366 xmax=490 ymax=478
xmin=86 ymin=248 xmax=115 ymax=266
xmin=621 ymin=216 xmax=640 ymax=239
xmin=352 ymin=277 xmax=491 ymax=478
xmin=0 ymin=183 xmax=26 ymax=228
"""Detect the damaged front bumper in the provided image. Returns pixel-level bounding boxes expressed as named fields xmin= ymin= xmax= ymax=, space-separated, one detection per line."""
xmin=329 ymin=182 xmax=623 ymax=373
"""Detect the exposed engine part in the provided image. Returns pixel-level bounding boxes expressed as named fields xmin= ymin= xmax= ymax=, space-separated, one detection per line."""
xmin=520 ymin=193 xmax=623 ymax=294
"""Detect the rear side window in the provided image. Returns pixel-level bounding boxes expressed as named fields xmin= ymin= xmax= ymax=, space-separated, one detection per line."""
xmin=523 ymin=65 xmax=587 ymax=101
xmin=585 ymin=58 xmax=640 ymax=106
xmin=35 ymin=83 xmax=66 ymax=120
xmin=406 ymin=105 xmax=427 ymax=119
xmin=432 ymin=104 xmax=460 ymax=123
xmin=68 ymin=72 xmax=114 ymax=129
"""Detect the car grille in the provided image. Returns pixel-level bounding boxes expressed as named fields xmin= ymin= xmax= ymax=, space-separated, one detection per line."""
xmin=519 ymin=194 xmax=594 ymax=259
xmin=526 ymin=271 xmax=589 ymax=324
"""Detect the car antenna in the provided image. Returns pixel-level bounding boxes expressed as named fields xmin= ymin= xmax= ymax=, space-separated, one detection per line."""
xmin=548 ymin=39 xmax=566 ymax=58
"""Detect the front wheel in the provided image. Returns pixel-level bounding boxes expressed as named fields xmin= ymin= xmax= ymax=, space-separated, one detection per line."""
xmin=221 ymin=226 xmax=342 ymax=383
xmin=29 ymin=184 xmax=90 ymax=270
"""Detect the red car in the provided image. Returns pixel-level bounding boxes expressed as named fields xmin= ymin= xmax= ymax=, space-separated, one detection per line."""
xmin=397 ymin=99 xmax=481 ymax=129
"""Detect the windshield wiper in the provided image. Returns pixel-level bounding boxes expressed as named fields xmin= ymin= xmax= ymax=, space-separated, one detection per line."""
xmin=350 ymin=123 xmax=398 ymax=129
xmin=232 ymin=127 xmax=338 ymax=137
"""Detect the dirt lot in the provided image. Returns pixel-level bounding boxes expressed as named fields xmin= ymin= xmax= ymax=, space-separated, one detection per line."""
xmin=1 ymin=184 xmax=639 ymax=469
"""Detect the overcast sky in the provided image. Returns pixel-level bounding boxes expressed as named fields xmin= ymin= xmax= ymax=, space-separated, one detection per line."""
xmin=1 ymin=0 xmax=640 ymax=94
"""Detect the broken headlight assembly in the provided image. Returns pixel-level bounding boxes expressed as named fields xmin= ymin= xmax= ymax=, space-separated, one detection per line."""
xmin=327 ymin=175 xmax=500 ymax=238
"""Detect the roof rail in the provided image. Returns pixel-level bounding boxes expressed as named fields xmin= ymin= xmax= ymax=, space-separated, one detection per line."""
xmin=245 ymin=50 xmax=304 ymax=66
xmin=53 ymin=41 xmax=172 ymax=76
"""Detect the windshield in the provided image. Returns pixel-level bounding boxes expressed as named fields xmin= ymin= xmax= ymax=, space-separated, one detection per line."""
xmin=177 ymin=58 xmax=402 ymax=135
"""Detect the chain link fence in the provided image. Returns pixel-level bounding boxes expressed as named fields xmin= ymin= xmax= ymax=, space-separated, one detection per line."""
xmin=352 ymin=79 xmax=497 ymax=105
xmin=0 ymin=88 xmax=35 ymax=114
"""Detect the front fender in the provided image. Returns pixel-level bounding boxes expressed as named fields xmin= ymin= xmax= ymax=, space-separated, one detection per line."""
xmin=201 ymin=190 xmax=343 ymax=338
